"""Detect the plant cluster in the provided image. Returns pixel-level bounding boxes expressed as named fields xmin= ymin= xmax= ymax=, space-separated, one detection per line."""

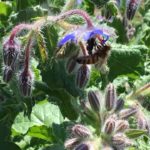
xmin=65 ymin=83 xmax=150 ymax=150
xmin=0 ymin=0 xmax=150 ymax=150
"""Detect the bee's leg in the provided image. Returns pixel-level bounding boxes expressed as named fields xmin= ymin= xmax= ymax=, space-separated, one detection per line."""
xmin=79 ymin=41 xmax=88 ymax=56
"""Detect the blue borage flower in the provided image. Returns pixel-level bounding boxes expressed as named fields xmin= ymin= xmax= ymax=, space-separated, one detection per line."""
xmin=58 ymin=28 xmax=109 ymax=48
xmin=76 ymin=0 xmax=83 ymax=5
xmin=58 ymin=33 xmax=76 ymax=47
xmin=83 ymin=28 xmax=109 ymax=44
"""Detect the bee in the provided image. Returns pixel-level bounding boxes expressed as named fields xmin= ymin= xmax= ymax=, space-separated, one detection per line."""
xmin=76 ymin=44 xmax=111 ymax=65
xmin=86 ymin=37 xmax=96 ymax=55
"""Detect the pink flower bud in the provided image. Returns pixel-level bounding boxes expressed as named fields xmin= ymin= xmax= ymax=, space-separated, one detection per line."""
xmin=115 ymin=98 xmax=124 ymax=112
xmin=105 ymin=83 xmax=117 ymax=111
xmin=19 ymin=70 xmax=33 ymax=97
xmin=75 ymin=143 xmax=93 ymax=150
xmin=126 ymin=0 xmax=141 ymax=20
xmin=115 ymin=120 xmax=129 ymax=133
xmin=66 ymin=54 xmax=78 ymax=74
xmin=3 ymin=66 xmax=13 ymax=82
xmin=71 ymin=124 xmax=92 ymax=138
xmin=118 ymin=107 xmax=137 ymax=119
xmin=104 ymin=118 xmax=116 ymax=134
xmin=76 ymin=65 xmax=90 ymax=88
xmin=88 ymin=90 xmax=101 ymax=112
xmin=112 ymin=133 xmax=133 ymax=149
xmin=3 ymin=38 xmax=20 ymax=66
xmin=112 ymin=133 xmax=126 ymax=148
xmin=136 ymin=111 xmax=149 ymax=132
xmin=65 ymin=138 xmax=80 ymax=149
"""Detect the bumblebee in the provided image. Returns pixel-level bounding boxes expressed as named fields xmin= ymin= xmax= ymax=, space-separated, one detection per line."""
xmin=76 ymin=44 xmax=111 ymax=65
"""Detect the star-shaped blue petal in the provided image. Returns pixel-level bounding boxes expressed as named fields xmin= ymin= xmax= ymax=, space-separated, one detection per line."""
xmin=58 ymin=33 xmax=76 ymax=47
xmin=84 ymin=28 xmax=109 ymax=44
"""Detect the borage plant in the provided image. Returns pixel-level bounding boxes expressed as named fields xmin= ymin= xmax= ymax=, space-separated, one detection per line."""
xmin=2 ymin=8 xmax=114 ymax=96
xmin=64 ymin=83 xmax=150 ymax=150
xmin=1 ymin=0 xmax=150 ymax=150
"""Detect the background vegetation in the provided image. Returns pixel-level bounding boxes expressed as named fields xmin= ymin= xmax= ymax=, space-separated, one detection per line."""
xmin=0 ymin=0 xmax=150 ymax=149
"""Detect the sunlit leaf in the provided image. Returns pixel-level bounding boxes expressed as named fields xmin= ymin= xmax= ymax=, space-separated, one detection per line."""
xmin=125 ymin=129 xmax=147 ymax=139
xmin=27 ymin=125 xmax=52 ymax=141
xmin=31 ymin=100 xmax=63 ymax=127
xmin=36 ymin=31 xmax=48 ymax=63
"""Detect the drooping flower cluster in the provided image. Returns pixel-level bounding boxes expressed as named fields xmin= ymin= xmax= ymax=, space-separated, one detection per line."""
xmin=2 ymin=30 xmax=33 ymax=97
xmin=57 ymin=23 xmax=113 ymax=89
xmin=3 ymin=37 xmax=21 ymax=82
xmin=3 ymin=8 xmax=113 ymax=96
xmin=65 ymin=83 xmax=149 ymax=150
xmin=3 ymin=9 xmax=109 ymax=96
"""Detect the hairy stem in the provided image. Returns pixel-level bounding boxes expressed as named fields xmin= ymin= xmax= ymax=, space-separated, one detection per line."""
xmin=24 ymin=32 xmax=33 ymax=73
xmin=49 ymin=9 xmax=93 ymax=28
xmin=9 ymin=23 xmax=32 ymax=42
xmin=9 ymin=9 xmax=93 ymax=42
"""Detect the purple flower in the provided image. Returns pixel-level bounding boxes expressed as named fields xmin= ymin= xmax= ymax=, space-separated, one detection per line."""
xmin=76 ymin=0 xmax=83 ymax=5
xmin=58 ymin=27 xmax=109 ymax=48
xmin=84 ymin=28 xmax=109 ymax=44
xmin=3 ymin=38 xmax=20 ymax=66
xmin=19 ymin=70 xmax=33 ymax=97
xmin=58 ymin=33 xmax=76 ymax=47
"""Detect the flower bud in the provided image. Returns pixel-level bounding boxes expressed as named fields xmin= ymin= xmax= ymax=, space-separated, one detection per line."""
xmin=71 ymin=124 xmax=92 ymax=138
xmin=112 ymin=133 xmax=126 ymax=148
xmin=3 ymin=38 xmax=20 ymax=66
xmin=76 ymin=65 xmax=90 ymax=89
xmin=66 ymin=55 xmax=77 ymax=74
xmin=105 ymin=83 xmax=117 ymax=111
xmin=115 ymin=120 xmax=129 ymax=133
xmin=65 ymin=138 xmax=80 ymax=149
xmin=136 ymin=111 xmax=149 ymax=131
xmin=118 ymin=107 xmax=137 ymax=119
xmin=126 ymin=0 xmax=140 ymax=20
xmin=137 ymin=116 xmax=148 ymax=130
xmin=3 ymin=66 xmax=13 ymax=82
xmin=115 ymin=98 xmax=124 ymax=112
xmin=88 ymin=90 xmax=101 ymax=112
xmin=19 ymin=70 xmax=33 ymax=97
xmin=104 ymin=118 xmax=116 ymax=134
xmin=75 ymin=143 xmax=93 ymax=150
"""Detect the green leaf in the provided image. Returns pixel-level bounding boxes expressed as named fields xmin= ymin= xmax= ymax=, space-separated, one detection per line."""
xmin=47 ymin=0 xmax=65 ymax=13
xmin=0 ymin=2 xmax=12 ymax=16
xmin=31 ymin=100 xmax=63 ymax=127
xmin=34 ymin=81 xmax=78 ymax=120
xmin=0 ymin=142 xmax=21 ymax=150
xmin=106 ymin=1 xmax=118 ymax=16
xmin=108 ymin=17 xmax=128 ymax=43
xmin=36 ymin=31 xmax=48 ymax=63
xmin=10 ymin=5 xmax=48 ymax=23
xmin=27 ymin=125 xmax=52 ymax=141
xmin=39 ymin=60 xmax=82 ymax=97
xmin=125 ymin=129 xmax=147 ymax=139
xmin=108 ymin=44 xmax=144 ymax=81
xmin=90 ymin=0 xmax=109 ymax=7
xmin=12 ymin=100 xmax=63 ymax=134
xmin=12 ymin=112 xmax=34 ymax=134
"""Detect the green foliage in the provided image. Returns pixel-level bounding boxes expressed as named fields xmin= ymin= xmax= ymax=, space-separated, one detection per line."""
xmin=0 ymin=0 xmax=150 ymax=149
xmin=125 ymin=129 xmax=147 ymax=139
